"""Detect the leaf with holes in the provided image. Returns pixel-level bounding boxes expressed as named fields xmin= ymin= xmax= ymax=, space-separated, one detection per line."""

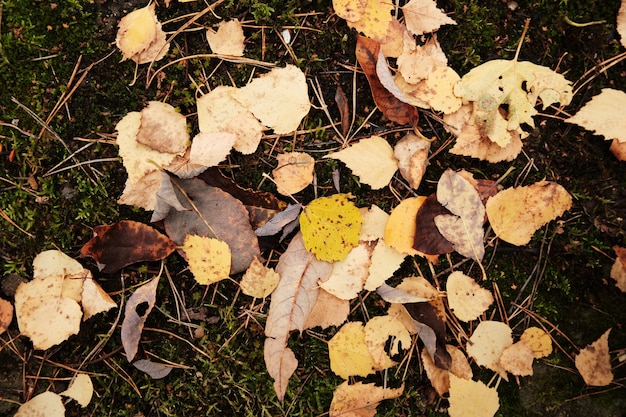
xmin=121 ymin=277 xmax=159 ymax=362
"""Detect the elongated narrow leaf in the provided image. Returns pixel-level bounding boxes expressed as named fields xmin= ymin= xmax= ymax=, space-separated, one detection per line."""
xmin=121 ymin=277 xmax=159 ymax=362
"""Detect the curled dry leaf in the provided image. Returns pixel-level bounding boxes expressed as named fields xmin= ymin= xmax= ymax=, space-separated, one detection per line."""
xmin=566 ymin=88 xmax=626 ymax=143
xmin=115 ymin=3 xmax=169 ymax=64
xmin=485 ymin=180 xmax=572 ymax=246
xmin=356 ymin=35 xmax=419 ymax=125
xmin=448 ymin=375 xmax=500 ymax=417
xmin=206 ymin=19 xmax=245 ymax=56
xmin=401 ymin=0 xmax=457 ymax=36
xmin=80 ymin=220 xmax=176 ymax=273
xmin=264 ymin=233 xmax=332 ymax=400
xmin=575 ymin=328 xmax=613 ymax=386
xmin=446 ymin=271 xmax=493 ymax=322
xmin=324 ymin=136 xmax=398 ymax=190
xmin=272 ymin=152 xmax=315 ymax=196
xmin=610 ymin=246 xmax=626 ymax=292
xmin=328 ymin=321 xmax=377 ymax=379
xmin=121 ymin=277 xmax=159 ymax=362
xmin=405 ymin=300 xmax=451 ymax=369
xmin=466 ymin=320 xmax=512 ymax=379
xmin=329 ymin=381 xmax=404 ymax=417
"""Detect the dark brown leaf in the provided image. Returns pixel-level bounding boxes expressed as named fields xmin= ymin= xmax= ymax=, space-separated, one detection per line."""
xmin=413 ymin=193 xmax=454 ymax=256
xmin=404 ymin=300 xmax=451 ymax=369
xmin=80 ymin=220 xmax=176 ymax=273
xmin=356 ymin=35 xmax=419 ymax=126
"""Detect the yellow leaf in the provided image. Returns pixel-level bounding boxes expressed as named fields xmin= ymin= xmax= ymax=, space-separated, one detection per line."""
xmin=364 ymin=240 xmax=405 ymax=291
xmin=384 ymin=196 xmax=427 ymax=256
xmin=319 ymin=244 xmax=370 ymax=300
xmin=421 ymin=344 xmax=473 ymax=396
xmin=183 ymin=235 xmax=231 ymax=284
xmin=575 ymin=329 xmax=613 ymax=386
xmin=566 ymin=88 xmax=626 ymax=143
xmin=448 ymin=375 xmax=500 ymax=417
xmin=520 ymin=327 xmax=553 ymax=358
xmin=364 ymin=315 xmax=411 ymax=370
xmin=115 ymin=4 xmax=169 ymax=64
xmin=358 ymin=205 xmax=389 ymax=241
xmin=486 ymin=181 xmax=572 ymax=246
xmin=329 ymin=381 xmax=404 ymax=417
xmin=455 ymin=59 xmax=572 ymax=146
xmin=446 ymin=271 xmax=493 ymax=322
xmin=333 ymin=0 xmax=394 ymax=43
xmin=206 ymin=19 xmax=245 ymax=56
xmin=240 ymin=257 xmax=280 ymax=298
xmin=81 ymin=278 xmax=117 ymax=321
xmin=402 ymin=0 xmax=457 ymax=36
xmin=15 ymin=391 xmax=65 ymax=417
xmin=466 ymin=320 xmax=513 ymax=379
xmin=328 ymin=322 xmax=377 ymax=379
xmin=324 ymin=136 xmax=398 ymax=189
xmin=60 ymin=374 xmax=93 ymax=408
xmin=300 ymin=194 xmax=363 ymax=262
xmin=272 ymin=152 xmax=315 ymax=196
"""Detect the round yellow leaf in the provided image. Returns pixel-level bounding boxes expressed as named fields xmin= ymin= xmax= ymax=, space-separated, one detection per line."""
xmin=466 ymin=320 xmax=512 ymax=378
xmin=272 ymin=152 xmax=315 ymax=196
xmin=183 ymin=235 xmax=231 ymax=284
xmin=328 ymin=322 xmax=377 ymax=379
xmin=448 ymin=375 xmax=500 ymax=417
xmin=61 ymin=373 xmax=93 ymax=407
xmin=520 ymin=327 xmax=553 ymax=358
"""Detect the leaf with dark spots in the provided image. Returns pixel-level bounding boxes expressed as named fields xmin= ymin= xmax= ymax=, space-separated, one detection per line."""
xmin=356 ymin=35 xmax=419 ymax=126
xmin=80 ymin=220 xmax=176 ymax=273
xmin=404 ymin=300 xmax=451 ymax=370
xmin=413 ymin=193 xmax=454 ymax=256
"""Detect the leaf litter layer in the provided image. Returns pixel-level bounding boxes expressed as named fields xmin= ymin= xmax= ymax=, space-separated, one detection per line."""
xmin=1 ymin=0 xmax=626 ymax=416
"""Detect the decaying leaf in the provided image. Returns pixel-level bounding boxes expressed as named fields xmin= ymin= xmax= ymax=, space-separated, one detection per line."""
xmin=421 ymin=344 xmax=472 ymax=396
xmin=231 ymin=65 xmax=310 ymax=134
xmin=135 ymin=101 xmax=189 ymax=155
xmin=619 ymin=0 xmax=626 ymax=47
xmin=300 ymin=194 xmax=363 ymax=262
xmin=264 ymin=233 xmax=332 ymax=400
xmin=121 ymin=277 xmax=159 ymax=362
xmin=61 ymin=374 xmax=93 ymax=408
xmin=499 ymin=341 xmax=534 ymax=376
xmin=324 ymin=136 xmax=398 ymax=189
xmin=118 ymin=170 xmax=163 ymax=210
xmin=393 ymin=132 xmax=430 ymax=189
xmin=401 ymin=0 xmax=456 ymax=36
xmin=329 ymin=381 xmax=404 ymax=417
xmin=182 ymin=235 xmax=231 ymax=284
xmin=364 ymin=315 xmax=411 ymax=370
xmin=333 ymin=0 xmax=395 ymax=45
xmin=328 ymin=321 xmax=377 ymax=379
xmin=454 ymin=59 xmax=572 ymax=146
xmin=610 ymin=138 xmax=626 ymax=161
xmin=520 ymin=327 xmax=553 ymax=358
xmin=132 ymin=358 xmax=173 ymax=379
xmin=206 ymin=19 xmax=245 ymax=56
xmin=0 ymin=297 xmax=12 ymax=335
xmin=405 ymin=300 xmax=451 ymax=369
xmin=188 ymin=132 xmax=236 ymax=168
xmin=466 ymin=320 xmax=513 ymax=378
xmin=115 ymin=3 xmax=169 ymax=64
xmin=434 ymin=170 xmax=485 ymax=261
xmin=81 ymin=278 xmax=117 ymax=321
xmin=240 ymin=257 xmax=280 ymax=298
xmin=14 ymin=391 xmax=65 ymax=417
xmin=273 ymin=152 xmax=315 ymax=196
xmin=448 ymin=375 xmax=500 ymax=417
xmin=254 ymin=203 xmax=302 ymax=240
xmin=304 ymin=289 xmax=350 ymax=330
xmin=610 ymin=246 xmax=626 ymax=292
xmin=80 ymin=220 xmax=176 ymax=273
xmin=566 ymin=88 xmax=626 ymax=143
xmin=575 ymin=328 xmax=613 ymax=386
xmin=446 ymin=271 xmax=493 ymax=322
xmin=485 ymin=180 xmax=572 ymax=246
xmin=356 ymin=35 xmax=419 ymax=125
xmin=413 ymin=193 xmax=454 ymax=256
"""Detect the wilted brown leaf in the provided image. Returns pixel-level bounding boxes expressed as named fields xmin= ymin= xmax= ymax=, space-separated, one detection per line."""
xmin=610 ymin=246 xmax=626 ymax=292
xmin=575 ymin=329 xmax=613 ymax=386
xmin=121 ymin=277 xmax=159 ymax=362
xmin=404 ymin=300 xmax=451 ymax=369
xmin=335 ymin=84 xmax=350 ymax=138
xmin=414 ymin=193 xmax=454 ymax=256
xmin=80 ymin=220 xmax=176 ymax=273
xmin=0 ymin=297 xmax=13 ymax=335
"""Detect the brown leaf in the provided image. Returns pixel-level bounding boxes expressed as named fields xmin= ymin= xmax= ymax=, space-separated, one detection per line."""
xmin=0 ymin=297 xmax=12 ymax=335
xmin=575 ymin=328 xmax=613 ymax=386
xmin=404 ymin=300 xmax=451 ymax=369
xmin=121 ymin=277 xmax=159 ymax=361
xmin=356 ymin=35 xmax=419 ymax=125
xmin=80 ymin=220 xmax=176 ymax=273
xmin=335 ymin=84 xmax=350 ymax=138
xmin=413 ymin=193 xmax=454 ymax=255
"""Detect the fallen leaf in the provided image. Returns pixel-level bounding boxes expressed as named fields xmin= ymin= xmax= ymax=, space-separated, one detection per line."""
xmin=609 ymin=138 xmax=626 ymax=161
xmin=376 ymin=283 xmax=432 ymax=304
xmin=240 ymin=257 xmax=280 ymax=298
xmin=401 ymin=0 xmax=456 ymax=36
xmin=160 ymin=177 xmax=260 ymax=274
xmin=254 ymin=203 xmax=302 ymax=240
xmin=117 ymin=170 xmax=163 ymax=210
xmin=455 ymin=59 xmax=572 ymax=146
xmin=333 ymin=0 xmax=394 ymax=43
xmin=404 ymin=300 xmax=451 ymax=369
xmin=364 ymin=315 xmax=411 ymax=370
xmin=264 ymin=233 xmax=332 ymax=400
xmin=300 ymin=194 xmax=363 ymax=262
xmin=575 ymin=328 xmax=613 ymax=386
xmin=610 ymin=246 xmax=626 ymax=292
xmin=335 ymin=84 xmax=350 ymax=137
xmin=135 ymin=101 xmax=189 ymax=155
xmin=80 ymin=220 xmax=177 ymax=273
xmin=358 ymin=205 xmax=389 ymax=241
xmin=182 ymin=235 xmax=231 ymax=284
xmin=421 ymin=344 xmax=472 ymax=396
xmin=115 ymin=3 xmax=169 ymax=64
xmin=304 ymin=289 xmax=350 ymax=330
xmin=188 ymin=132 xmax=236 ymax=168
xmin=448 ymin=375 xmax=500 ymax=417
xmin=466 ymin=320 xmax=513 ymax=378
xmin=325 ymin=136 xmax=398 ymax=189
xmin=619 ymin=0 xmax=626 ymax=48
xmin=499 ymin=341 xmax=534 ymax=376
xmin=385 ymin=196 xmax=429 ymax=256
xmin=328 ymin=321 xmax=377 ymax=379
xmin=0 ymin=298 xmax=12 ymax=335
xmin=61 ymin=374 xmax=93 ymax=407
xmin=566 ymin=89 xmax=626 ymax=143
xmin=15 ymin=391 xmax=65 ymax=417
xmin=393 ymin=132 xmax=430 ymax=189
xmin=520 ymin=327 xmax=553 ymax=358
xmin=485 ymin=180 xmax=572 ymax=246
xmin=329 ymin=381 xmax=404 ymax=417
xmin=319 ymin=244 xmax=370 ymax=300
xmin=356 ymin=35 xmax=419 ymax=125
xmin=132 ymin=358 xmax=173 ymax=379
xmin=446 ymin=271 xmax=493 ymax=322
xmin=396 ymin=35 xmax=447 ymax=84
xmin=121 ymin=276 xmax=159 ymax=361
xmin=273 ymin=152 xmax=315 ymax=195
xmin=364 ymin=240 xmax=406 ymax=291
xmin=231 ymin=65 xmax=310 ymax=134
xmin=434 ymin=169 xmax=485 ymax=261
xmin=81 ymin=278 xmax=117 ymax=320
xmin=413 ymin=193 xmax=454 ymax=256
xmin=206 ymin=19 xmax=245 ymax=56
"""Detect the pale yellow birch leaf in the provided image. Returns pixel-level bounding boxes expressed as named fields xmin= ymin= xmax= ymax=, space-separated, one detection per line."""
xmin=575 ymin=329 xmax=613 ymax=386
xmin=566 ymin=88 xmax=626 ymax=143
xmin=402 ymin=0 xmax=457 ymax=36
xmin=448 ymin=375 xmax=500 ymax=417
xmin=329 ymin=381 xmax=404 ymax=417
xmin=206 ymin=19 xmax=245 ymax=56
